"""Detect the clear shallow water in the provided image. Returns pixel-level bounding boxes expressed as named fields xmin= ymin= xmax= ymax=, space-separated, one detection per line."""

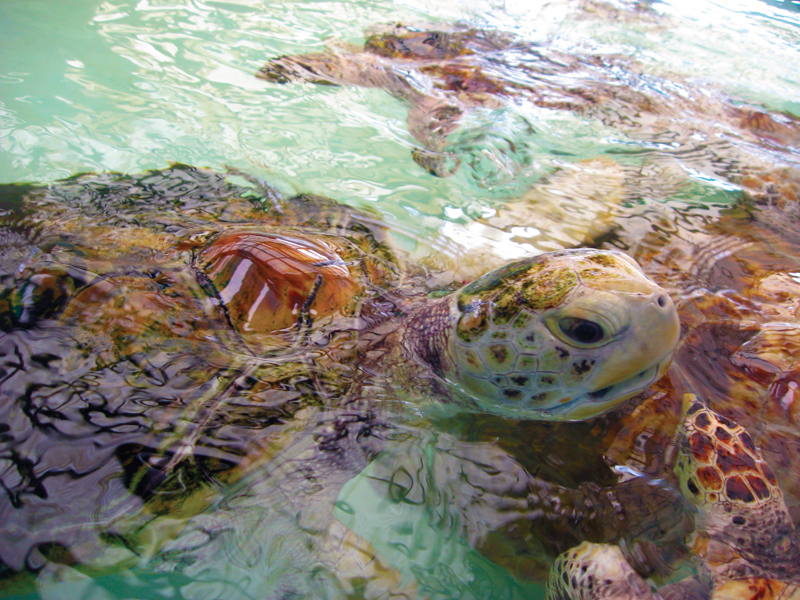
xmin=2 ymin=0 xmax=800 ymax=598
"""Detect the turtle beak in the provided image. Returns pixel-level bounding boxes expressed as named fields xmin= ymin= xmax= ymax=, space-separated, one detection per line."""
xmin=586 ymin=290 xmax=680 ymax=393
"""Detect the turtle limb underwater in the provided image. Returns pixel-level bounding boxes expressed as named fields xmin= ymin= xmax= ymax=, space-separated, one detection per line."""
xmin=258 ymin=24 xmax=800 ymax=180
xmin=545 ymin=394 xmax=800 ymax=600
xmin=2 ymin=166 xmax=682 ymax=421
xmin=0 ymin=166 xmax=683 ymax=598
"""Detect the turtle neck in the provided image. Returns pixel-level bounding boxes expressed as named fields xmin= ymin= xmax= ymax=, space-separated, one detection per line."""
xmin=402 ymin=296 xmax=455 ymax=379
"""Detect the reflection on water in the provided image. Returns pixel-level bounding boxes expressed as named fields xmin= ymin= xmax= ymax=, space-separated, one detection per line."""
xmin=1 ymin=0 xmax=800 ymax=598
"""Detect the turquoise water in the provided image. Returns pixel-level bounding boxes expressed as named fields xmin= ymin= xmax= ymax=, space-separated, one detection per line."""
xmin=3 ymin=0 xmax=799 ymax=232
xmin=2 ymin=0 xmax=800 ymax=598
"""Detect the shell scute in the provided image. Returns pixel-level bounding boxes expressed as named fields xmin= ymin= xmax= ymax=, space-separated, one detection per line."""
xmin=746 ymin=474 xmax=771 ymax=500
xmin=686 ymin=401 xmax=704 ymax=416
xmin=199 ymin=231 xmax=360 ymax=333
xmin=697 ymin=465 xmax=724 ymax=491
xmin=716 ymin=445 xmax=758 ymax=476
xmin=715 ymin=426 xmax=733 ymax=444
xmin=739 ymin=431 xmax=757 ymax=454
xmin=689 ymin=431 xmax=716 ymax=464
xmin=725 ymin=475 xmax=756 ymax=504
xmin=694 ymin=411 xmax=713 ymax=432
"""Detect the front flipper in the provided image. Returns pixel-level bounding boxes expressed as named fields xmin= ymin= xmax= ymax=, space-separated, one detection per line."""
xmin=258 ymin=50 xmax=414 ymax=92
xmin=411 ymin=148 xmax=461 ymax=177
xmin=257 ymin=50 xmax=465 ymax=176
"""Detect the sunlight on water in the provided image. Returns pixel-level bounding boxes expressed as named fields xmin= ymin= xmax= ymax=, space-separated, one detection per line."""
xmin=1 ymin=0 xmax=800 ymax=598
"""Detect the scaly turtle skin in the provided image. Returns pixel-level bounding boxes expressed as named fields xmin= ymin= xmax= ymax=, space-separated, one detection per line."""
xmin=0 ymin=165 xmax=680 ymax=594
xmin=1 ymin=166 xmax=680 ymax=422
xmin=545 ymin=394 xmax=800 ymax=600
xmin=401 ymin=248 xmax=679 ymax=419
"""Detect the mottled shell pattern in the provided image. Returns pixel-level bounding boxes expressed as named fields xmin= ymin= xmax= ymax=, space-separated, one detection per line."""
xmin=545 ymin=394 xmax=800 ymax=600
xmin=439 ymin=248 xmax=680 ymax=420
xmin=675 ymin=394 xmax=800 ymax=581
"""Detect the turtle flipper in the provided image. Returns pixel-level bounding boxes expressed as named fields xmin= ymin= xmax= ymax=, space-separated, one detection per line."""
xmin=257 ymin=53 xmax=347 ymax=86
xmin=258 ymin=50 xmax=414 ymax=93
xmin=411 ymin=148 xmax=461 ymax=177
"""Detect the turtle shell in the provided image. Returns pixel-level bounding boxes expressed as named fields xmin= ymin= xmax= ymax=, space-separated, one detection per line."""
xmin=2 ymin=166 xmax=403 ymax=339
xmin=4 ymin=161 xmax=800 ymax=598
xmin=259 ymin=25 xmax=800 ymax=183
xmin=197 ymin=231 xmax=362 ymax=333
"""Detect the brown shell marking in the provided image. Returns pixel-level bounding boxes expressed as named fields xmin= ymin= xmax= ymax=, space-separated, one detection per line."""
xmin=677 ymin=395 xmax=779 ymax=508
xmin=199 ymin=232 xmax=360 ymax=333
xmin=58 ymin=273 xmax=216 ymax=356
xmin=712 ymin=577 xmax=800 ymax=600
xmin=545 ymin=542 xmax=660 ymax=600
xmin=675 ymin=395 xmax=800 ymax=583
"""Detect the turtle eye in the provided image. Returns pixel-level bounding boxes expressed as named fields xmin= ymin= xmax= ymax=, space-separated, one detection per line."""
xmin=558 ymin=317 xmax=605 ymax=345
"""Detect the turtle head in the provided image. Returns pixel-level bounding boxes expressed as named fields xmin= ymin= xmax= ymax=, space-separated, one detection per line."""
xmin=410 ymin=248 xmax=680 ymax=420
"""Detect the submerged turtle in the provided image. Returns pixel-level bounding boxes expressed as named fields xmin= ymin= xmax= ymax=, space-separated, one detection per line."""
xmin=0 ymin=165 xmax=680 ymax=597
xmin=504 ymin=168 xmax=800 ymax=598
xmin=0 ymin=165 xmax=679 ymax=419
xmin=4 ymin=163 xmax=800 ymax=599
xmin=258 ymin=22 xmax=800 ymax=178
xmin=329 ymin=164 xmax=800 ymax=595
xmin=546 ymin=394 xmax=800 ymax=600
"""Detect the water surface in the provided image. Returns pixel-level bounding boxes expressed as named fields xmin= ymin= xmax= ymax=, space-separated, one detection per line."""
xmin=2 ymin=0 xmax=800 ymax=598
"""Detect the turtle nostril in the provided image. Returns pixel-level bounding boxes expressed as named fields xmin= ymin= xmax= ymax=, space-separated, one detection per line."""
xmin=656 ymin=293 xmax=669 ymax=309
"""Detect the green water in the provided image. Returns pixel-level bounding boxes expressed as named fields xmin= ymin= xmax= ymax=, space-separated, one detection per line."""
xmin=2 ymin=0 xmax=800 ymax=598
xmin=3 ymin=0 xmax=798 ymax=230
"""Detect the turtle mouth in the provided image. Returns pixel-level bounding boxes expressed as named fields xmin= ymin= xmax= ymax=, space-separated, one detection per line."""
xmin=552 ymin=361 xmax=665 ymax=420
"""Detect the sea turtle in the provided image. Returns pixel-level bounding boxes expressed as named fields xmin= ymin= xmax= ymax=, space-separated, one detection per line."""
xmin=338 ymin=164 xmax=800 ymax=596
xmin=600 ymin=164 xmax=800 ymax=507
xmin=0 ymin=165 xmax=679 ymax=419
xmin=257 ymin=22 xmax=800 ymax=179
xmin=0 ymin=164 xmax=680 ymax=597
xmin=3 ymin=163 xmax=799 ymax=599
xmin=512 ymin=167 xmax=800 ymax=598
xmin=255 ymin=17 xmax=800 ymax=308
xmin=545 ymin=394 xmax=800 ymax=600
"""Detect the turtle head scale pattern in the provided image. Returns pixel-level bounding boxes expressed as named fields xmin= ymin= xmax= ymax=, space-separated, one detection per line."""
xmin=406 ymin=248 xmax=680 ymax=421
